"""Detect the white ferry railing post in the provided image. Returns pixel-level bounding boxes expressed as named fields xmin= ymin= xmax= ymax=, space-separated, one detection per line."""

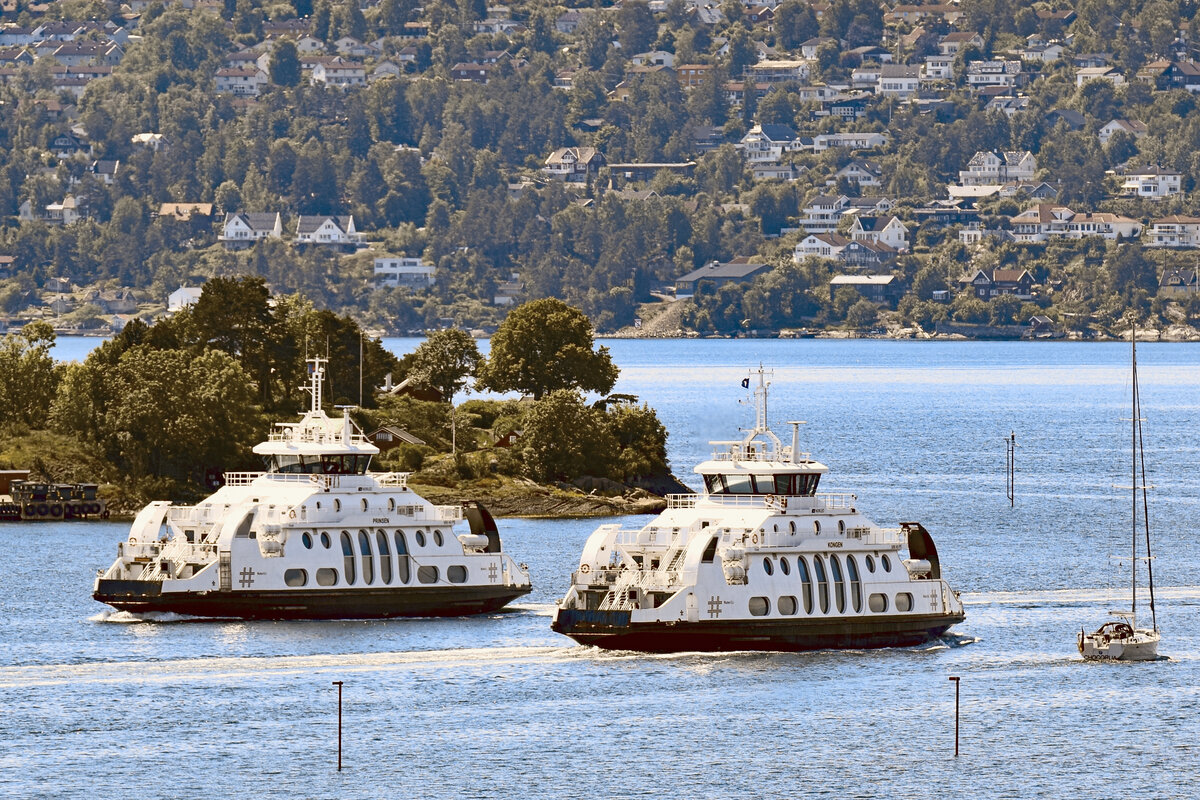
xmin=333 ymin=681 xmax=343 ymax=767
xmin=948 ymin=676 xmax=960 ymax=756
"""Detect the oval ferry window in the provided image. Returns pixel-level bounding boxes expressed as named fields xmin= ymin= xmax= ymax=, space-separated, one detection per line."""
xmin=361 ymin=498 xmax=369 ymax=512
xmin=838 ymin=519 xmax=845 ymax=534
xmin=433 ymin=529 xmax=444 ymax=547
xmin=284 ymin=569 xmax=307 ymax=587
xmin=896 ymin=593 xmax=913 ymax=613
xmin=865 ymin=554 xmax=875 ymax=573
xmin=868 ymin=593 xmax=888 ymax=613
xmin=814 ymin=556 xmax=829 ymax=614
xmin=447 ymin=565 xmax=468 ymax=583
xmin=417 ymin=565 xmax=439 ymax=584
xmin=415 ymin=530 xmax=427 ymax=548
xmin=316 ymin=568 xmax=338 ymax=586
xmin=779 ymin=557 xmax=790 ymax=575
xmin=320 ymin=532 xmax=331 ymax=549
xmin=377 ymin=530 xmax=392 ymax=584
xmin=778 ymin=595 xmax=797 ymax=616
xmin=797 ymin=557 xmax=813 ymax=614
xmin=341 ymin=531 xmax=356 ymax=585
xmin=830 ymin=555 xmax=846 ymax=614
xmin=813 ymin=520 xmax=821 ymax=535
xmin=748 ymin=596 xmax=770 ymax=616
xmin=763 ymin=558 xmax=774 ymax=576
xmin=881 ymin=554 xmax=892 ymax=572
xmin=334 ymin=499 xmax=341 ymax=512
xmin=394 ymin=531 xmax=411 ymax=584
xmin=302 ymin=532 xmax=313 ymax=549
xmin=847 ymin=555 xmax=863 ymax=613
xmin=358 ymin=530 xmax=374 ymax=585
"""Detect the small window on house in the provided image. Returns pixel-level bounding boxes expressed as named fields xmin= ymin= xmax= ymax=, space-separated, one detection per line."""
xmin=896 ymin=593 xmax=913 ymax=612
xmin=748 ymin=596 xmax=770 ymax=616
xmin=284 ymin=569 xmax=307 ymax=587
xmin=316 ymin=568 xmax=338 ymax=586
xmin=868 ymin=593 xmax=888 ymax=612
xmin=447 ymin=565 xmax=468 ymax=583
xmin=778 ymin=595 xmax=798 ymax=615
xmin=417 ymin=565 xmax=439 ymax=584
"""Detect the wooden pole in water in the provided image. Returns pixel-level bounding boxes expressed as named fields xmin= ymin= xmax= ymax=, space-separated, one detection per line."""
xmin=948 ymin=676 xmax=960 ymax=756
xmin=332 ymin=681 xmax=344 ymax=771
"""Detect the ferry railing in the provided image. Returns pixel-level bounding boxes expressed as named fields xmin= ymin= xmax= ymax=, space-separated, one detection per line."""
xmin=666 ymin=492 xmax=857 ymax=510
xmin=708 ymin=446 xmax=812 ymax=463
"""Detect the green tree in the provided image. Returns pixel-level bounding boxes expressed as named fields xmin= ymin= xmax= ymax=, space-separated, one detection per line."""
xmin=269 ymin=39 xmax=301 ymax=87
xmin=476 ymin=298 xmax=619 ymax=399
xmin=604 ymin=401 xmax=669 ymax=480
xmin=406 ymin=328 xmax=481 ymax=402
xmin=519 ymin=389 xmax=618 ymax=481
xmin=0 ymin=321 xmax=59 ymax=428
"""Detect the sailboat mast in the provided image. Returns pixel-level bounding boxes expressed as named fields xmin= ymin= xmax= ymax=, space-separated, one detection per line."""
xmin=1135 ymin=339 xmax=1159 ymax=634
xmin=1131 ymin=327 xmax=1138 ymax=627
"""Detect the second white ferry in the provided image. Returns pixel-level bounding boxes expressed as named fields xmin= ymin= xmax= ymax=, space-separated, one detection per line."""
xmin=94 ymin=358 xmax=532 ymax=619
xmin=551 ymin=368 xmax=965 ymax=652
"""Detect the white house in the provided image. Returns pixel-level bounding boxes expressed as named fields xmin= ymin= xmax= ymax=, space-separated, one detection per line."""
xmin=922 ymin=55 xmax=954 ymax=81
xmin=374 ymin=256 xmax=436 ymax=288
xmin=812 ymin=132 xmax=887 ymax=151
xmin=876 ymin=64 xmax=921 ymax=97
xmin=966 ymin=60 xmax=1023 ymax=89
xmin=167 ymin=285 xmax=203 ymax=312
xmin=794 ymin=232 xmax=850 ymax=261
xmin=1145 ymin=215 xmax=1200 ymax=248
xmin=959 ymin=150 xmax=1037 ymax=186
xmin=798 ymin=194 xmax=849 ymax=232
xmin=220 ymin=212 xmax=283 ymax=248
xmin=1010 ymin=204 xmax=1141 ymax=242
xmin=1076 ymin=66 xmax=1124 ymax=87
xmin=848 ymin=215 xmax=909 ymax=251
xmin=295 ymin=215 xmax=364 ymax=248
xmin=543 ymin=147 xmax=605 ymax=181
xmin=829 ymin=160 xmax=883 ymax=188
xmin=738 ymin=123 xmax=803 ymax=162
xmin=1098 ymin=119 xmax=1148 ymax=144
xmin=311 ymin=57 xmax=366 ymax=88
xmin=215 ymin=67 xmax=267 ymax=96
xmin=1121 ymin=166 xmax=1182 ymax=198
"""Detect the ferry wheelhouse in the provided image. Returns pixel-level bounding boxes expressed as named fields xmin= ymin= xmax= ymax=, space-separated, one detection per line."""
xmin=551 ymin=369 xmax=965 ymax=652
xmin=93 ymin=359 xmax=531 ymax=619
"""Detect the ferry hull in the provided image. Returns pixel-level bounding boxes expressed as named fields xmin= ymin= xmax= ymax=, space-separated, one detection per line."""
xmin=552 ymin=608 xmax=966 ymax=653
xmin=94 ymin=579 xmax=531 ymax=620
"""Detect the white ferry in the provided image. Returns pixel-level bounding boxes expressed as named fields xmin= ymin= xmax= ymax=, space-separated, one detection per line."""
xmin=551 ymin=368 xmax=965 ymax=652
xmin=93 ymin=358 xmax=531 ymax=619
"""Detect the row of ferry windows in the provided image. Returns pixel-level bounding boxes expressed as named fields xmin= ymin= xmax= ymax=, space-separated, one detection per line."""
xmin=757 ymin=553 xmax=868 ymax=614
xmin=748 ymin=592 xmax=914 ymax=616
xmin=703 ymin=473 xmax=820 ymax=496
xmin=301 ymin=529 xmax=444 ymax=550
xmin=285 ymin=529 xmax=468 ymax=588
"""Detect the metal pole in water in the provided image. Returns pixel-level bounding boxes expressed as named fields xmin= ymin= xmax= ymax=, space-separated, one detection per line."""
xmin=948 ymin=676 xmax=960 ymax=756
xmin=1004 ymin=432 xmax=1016 ymax=508
xmin=332 ymin=681 xmax=344 ymax=771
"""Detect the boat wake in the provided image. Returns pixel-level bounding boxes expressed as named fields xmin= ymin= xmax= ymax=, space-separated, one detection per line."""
xmin=90 ymin=609 xmax=208 ymax=624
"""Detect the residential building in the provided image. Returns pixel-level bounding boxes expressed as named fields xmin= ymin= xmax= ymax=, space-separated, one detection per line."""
xmin=959 ymin=150 xmax=1037 ymax=186
xmin=295 ymin=215 xmax=363 ymax=249
xmin=215 ymin=67 xmax=267 ymax=96
xmin=366 ymin=426 xmax=426 ymax=451
xmin=675 ymin=64 xmax=712 ymax=89
xmin=167 ymin=285 xmax=203 ymax=312
xmin=675 ymin=259 xmax=773 ymax=296
xmin=1145 ymin=216 xmax=1200 ymax=248
xmin=1076 ymin=65 xmax=1124 ymax=87
xmin=311 ymin=56 xmax=366 ymax=88
xmin=812 ymin=132 xmax=887 ymax=151
xmin=839 ymin=239 xmax=898 ymax=269
xmin=1120 ymin=166 xmax=1181 ymax=198
xmin=966 ymin=60 xmax=1023 ymax=89
xmin=752 ymin=162 xmax=803 ymax=181
xmin=374 ymin=256 xmax=436 ymax=288
xmin=738 ymin=123 xmax=803 ymax=162
xmin=744 ymin=59 xmax=811 ymax=84
xmin=1009 ymin=205 xmax=1141 ymax=241
xmin=793 ymin=232 xmax=849 ymax=261
xmin=829 ymin=160 xmax=883 ymax=188
xmin=938 ymin=32 xmax=984 ymax=56
xmin=922 ymin=55 xmax=954 ymax=81
xmin=798 ymin=194 xmax=849 ymax=232
xmin=543 ymin=147 xmax=605 ymax=181
xmin=1098 ymin=119 xmax=1148 ymax=144
xmin=219 ymin=212 xmax=283 ymax=249
xmin=877 ymin=64 xmax=921 ymax=97
xmin=829 ymin=274 xmax=902 ymax=305
xmin=848 ymin=215 xmax=909 ymax=251
xmin=959 ymin=268 xmax=1034 ymax=299
xmin=1159 ymin=268 xmax=1198 ymax=296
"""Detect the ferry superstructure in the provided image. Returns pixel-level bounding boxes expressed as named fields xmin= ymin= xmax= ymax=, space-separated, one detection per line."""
xmin=551 ymin=368 xmax=965 ymax=652
xmin=93 ymin=358 xmax=531 ymax=619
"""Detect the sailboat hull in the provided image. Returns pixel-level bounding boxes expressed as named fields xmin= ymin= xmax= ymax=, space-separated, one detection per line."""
xmin=1078 ymin=629 xmax=1160 ymax=662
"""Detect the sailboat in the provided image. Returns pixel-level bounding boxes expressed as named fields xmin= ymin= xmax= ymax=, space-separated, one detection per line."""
xmin=1078 ymin=325 xmax=1161 ymax=661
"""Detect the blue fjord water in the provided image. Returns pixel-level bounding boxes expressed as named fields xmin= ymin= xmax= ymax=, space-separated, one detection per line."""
xmin=3 ymin=338 xmax=1198 ymax=798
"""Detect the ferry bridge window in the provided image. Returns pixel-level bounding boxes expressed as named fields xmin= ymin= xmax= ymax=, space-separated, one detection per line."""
xmin=771 ymin=474 xmax=820 ymax=496
xmin=302 ymin=532 xmax=313 ymax=549
xmin=830 ymin=555 xmax=846 ymax=613
xmin=358 ymin=530 xmax=374 ymax=585
xmin=814 ymin=555 xmax=830 ymax=614
xmin=447 ymin=565 xmax=468 ymax=583
xmin=284 ymin=569 xmax=308 ymax=587
xmin=394 ymin=531 xmax=411 ymax=584
xmin=763 ymin=558 xmax=774 ymax=576
xmin=320 ymin=532 xmax=331 ymax=549
xmin=340 ymin=531 xmax=356 ymax=585
xmin=316 ymin=568 xmax=338 ymax=586
xmin=748 ymin=596 xmax=770 ymax=616
xmin=377 ymin=530 xmax=392 ymax=584
xmin=797 ymin=557 xmax=813 ymax=614
xmin=700 ymin=536 xmax=720 ymax=563
xmin=270 ymin=455 xmax=371 ymax=475
xmin=847 ymin=556 xmax=863 ymax=612
xmin=778 ymin=595 xmax=797 ymax=615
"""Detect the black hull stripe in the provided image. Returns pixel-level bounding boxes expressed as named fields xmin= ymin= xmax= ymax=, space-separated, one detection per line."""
xmin=94 ymin=582 xmax=532 ymax=620
xmin=551 ymin=612 xmax=966 ymax=653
